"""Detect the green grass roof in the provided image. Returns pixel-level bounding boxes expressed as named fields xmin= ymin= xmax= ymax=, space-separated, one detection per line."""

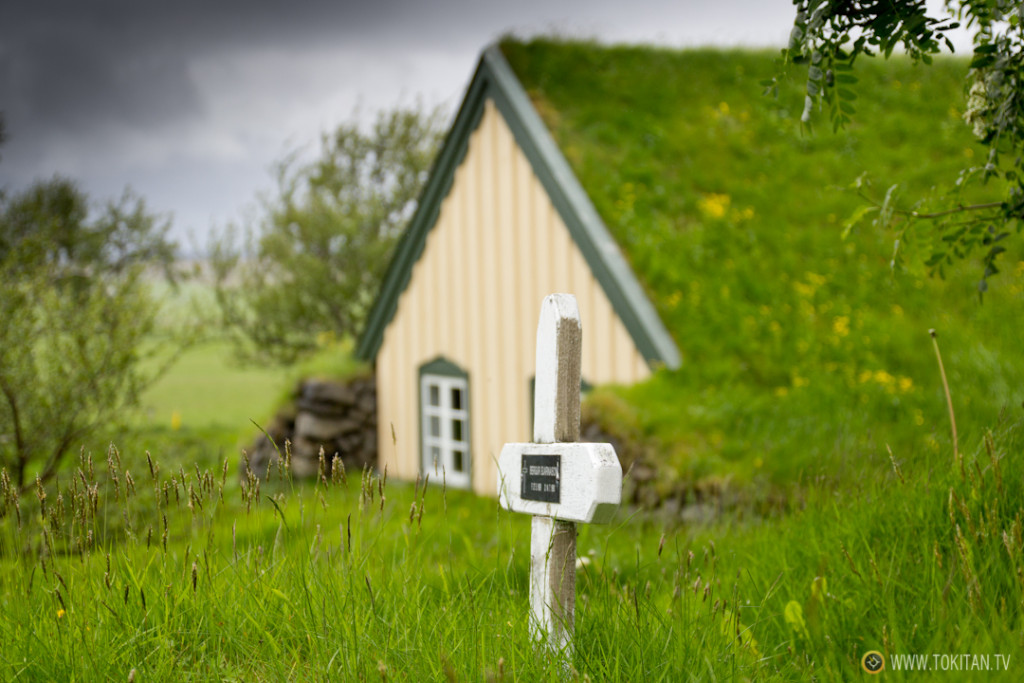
xmin=500 ymin=38 xmax=1024 ymax=488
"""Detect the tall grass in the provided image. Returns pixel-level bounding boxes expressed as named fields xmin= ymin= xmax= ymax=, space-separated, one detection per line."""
xmin=0 ymin=444 xmax=747 ymax=680
xmin=2 ymin=416 xmax=1022 ymax=680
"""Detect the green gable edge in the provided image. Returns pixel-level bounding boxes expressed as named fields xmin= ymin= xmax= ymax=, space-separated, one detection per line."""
xmin=356 ymin=43 xmax=682 ymax=371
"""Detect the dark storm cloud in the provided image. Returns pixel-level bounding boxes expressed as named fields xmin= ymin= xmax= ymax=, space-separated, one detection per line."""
xmin=0 ymin=0 xmax=815 ymax=241
xmin=9 ymin=34 xmax=200 ymax=131
xmin=0 ymin=0 xmax=405 ymax=135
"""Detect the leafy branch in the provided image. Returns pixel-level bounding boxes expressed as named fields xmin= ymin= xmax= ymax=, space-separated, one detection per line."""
xmin=780 ymin=1 xmax=1024 ymax=294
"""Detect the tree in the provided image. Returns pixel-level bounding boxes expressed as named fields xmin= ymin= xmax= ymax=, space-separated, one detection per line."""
xmin=0 ymin=178 xmax=177 ymax=491
xmin=0 ymin=177 xmax=177 ymax=285
xmin=779 ymin=0 xmax=1023 ymax=293
xmin=212 ymin=104 xmax=446 ymax=364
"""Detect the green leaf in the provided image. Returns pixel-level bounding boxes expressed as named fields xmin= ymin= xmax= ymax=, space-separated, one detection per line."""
xmin=942 ymin=227 xmax=967 ymax=243
xmin=835 ymin=74 xmax=858 ymax=84
xmin=838 ymin=88 xmax=857 ymax=101
xmin=970 ymin=54 xmax=996 ymax=69
xmin=841 ymin=205 xmax=878 ymax=239
xmin=784 ymin=601 xmax=809 ymax=640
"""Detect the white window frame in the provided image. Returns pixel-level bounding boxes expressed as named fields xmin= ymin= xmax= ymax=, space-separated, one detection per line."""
xmin=420 ymin=373 xmax=471 ymax=489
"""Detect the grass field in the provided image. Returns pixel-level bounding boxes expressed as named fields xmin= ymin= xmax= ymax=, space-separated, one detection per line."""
xmin=139 ymin=340 xmax=292 ymax=436
xmin=0 ymin=416 xmax=1020 ymax=680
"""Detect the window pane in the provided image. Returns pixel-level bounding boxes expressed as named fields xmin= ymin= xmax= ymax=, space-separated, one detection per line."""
xmin=429 ymin=385 xmax=440 ymax=406
xmin=431 ymin=446 xmax=440 ymax=468
xmin=430 ymin=416 xmax=440 ymax=437
xmin=451 ymin=387 xmax=462 ymax=410
xmin=453 ymin=450 xmax=465 ymax=472
xmin=452 ymin=419 xmax=463 ymax=442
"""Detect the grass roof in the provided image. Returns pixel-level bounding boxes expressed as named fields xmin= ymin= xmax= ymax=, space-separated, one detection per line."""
xmin=500 ymin=38 xmax=1024 ymax=491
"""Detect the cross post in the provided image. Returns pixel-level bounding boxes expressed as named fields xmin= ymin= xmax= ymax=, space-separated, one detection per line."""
xmin=497 ymin=294 xmax=622 ymax=656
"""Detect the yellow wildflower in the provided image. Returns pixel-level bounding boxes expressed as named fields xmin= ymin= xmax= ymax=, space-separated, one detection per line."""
xmin=57 ymin=609 xmax=65 ymax=619
xmin=832 ymin=316 xmax=850 ymax=337
xmin=898 ymin=377 xmax=914 ymax=393
xmin=873 ymin=370 xmax=895 ymax=386
xmin=793 ymin=281 xmax=815 ymax=298
xmin=698 ymin=193 xmax=730 ymax=219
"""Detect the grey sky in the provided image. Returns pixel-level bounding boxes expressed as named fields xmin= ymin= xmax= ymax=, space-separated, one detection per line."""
xmin=0 ymin=1 xmax=970 ymax=249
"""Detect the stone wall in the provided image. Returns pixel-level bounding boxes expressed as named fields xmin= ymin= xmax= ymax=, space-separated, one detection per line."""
xmin=244 ymin=375 xmax=377 ymax=480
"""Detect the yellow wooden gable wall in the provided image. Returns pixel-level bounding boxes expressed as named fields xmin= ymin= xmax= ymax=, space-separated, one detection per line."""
xmin=376 ymin=100 xmax=650 ymax=496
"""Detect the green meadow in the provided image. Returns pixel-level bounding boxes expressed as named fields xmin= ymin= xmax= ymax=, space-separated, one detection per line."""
xmin=1 ymin=399 xmax=1021 ymax=680
xmin=2 ymin=41 xmax=1024 ymax=680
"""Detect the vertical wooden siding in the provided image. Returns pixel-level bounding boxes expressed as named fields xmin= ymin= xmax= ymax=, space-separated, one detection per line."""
xmin=376 ymin=100 xmax=650 ymax=496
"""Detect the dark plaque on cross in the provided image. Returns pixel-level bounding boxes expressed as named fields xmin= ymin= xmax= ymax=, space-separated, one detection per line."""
xmin=521 ymin=454 xmax=561 ymax=503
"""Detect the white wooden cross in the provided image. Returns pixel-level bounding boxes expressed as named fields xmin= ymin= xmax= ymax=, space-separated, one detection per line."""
xmin=497 ymin=293 xmax=622 ymax=655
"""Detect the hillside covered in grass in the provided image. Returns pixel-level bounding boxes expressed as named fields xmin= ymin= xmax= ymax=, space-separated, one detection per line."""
xmin=501 ymin=38 xmax=1024 ymax=494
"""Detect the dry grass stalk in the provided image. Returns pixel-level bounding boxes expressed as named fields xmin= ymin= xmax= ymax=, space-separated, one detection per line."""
xmin=840 ymin=543 xmax=863 ymax=579
xmin=886 ymin=445 xmax=905 ymax=484
xmin=929 ymin=329 xmax=963 ymax=479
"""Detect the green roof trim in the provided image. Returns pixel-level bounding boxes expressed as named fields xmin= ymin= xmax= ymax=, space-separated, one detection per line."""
xmin=355 ymin=52 xmax=489 ymax=362
xmin=356 ymin=43 xmax=682 ymax=370
xmin=419 ymin=356 xmax=468 ymax=378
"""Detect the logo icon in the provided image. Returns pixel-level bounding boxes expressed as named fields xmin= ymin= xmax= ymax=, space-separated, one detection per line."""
xmin=862 ymin=651 xmax=885 ymax=674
